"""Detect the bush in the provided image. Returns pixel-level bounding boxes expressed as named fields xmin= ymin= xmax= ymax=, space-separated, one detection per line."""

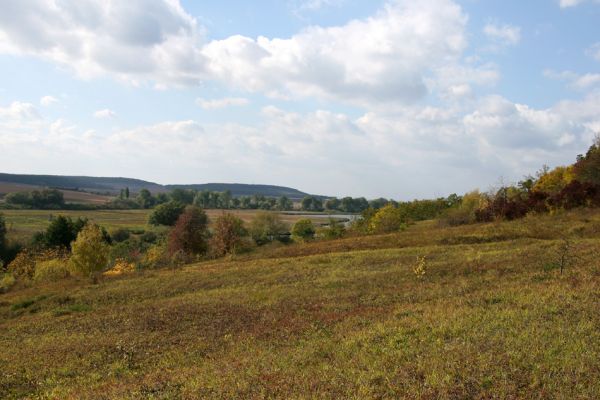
xmin=0 ymin=273 xmax=16 ymax=293
xmin=322 ymin=218 xmax=346 ymax=239
xmin=32 ymin=215 xmax=88 ymax=250
xmin=248 ymin=212 xmax=288 ymax=245
xmin=148 ymin=201 xmax=186 ymax=226
xmin=69 ymin=224 xmax=110 ymax=277
xmin=141 ymin=242 xmax=170 ymax=269
xmin=103 ymin=259 xmax=136 ymax=277
xmin=110 ymin=228 xmax=130 ymax=243
xmin=292 ymin=219 xmax=316 ymax=242
xmin=441 ymin=191 xmax=487 ymax=226
xmin=33 ymin=259 xmax=70 ymax=282
xmin=167 ymin=206 xmax=209 ymax=256
xmin=210 ymin=213 xmax=248 ymax=257
xmin=140 ymin=231 xmax=159 ymax=244
xmin=368 ymin=204 xmax=408 ymax=234
xmin=7 ymin=248 xmax=67 ymax=280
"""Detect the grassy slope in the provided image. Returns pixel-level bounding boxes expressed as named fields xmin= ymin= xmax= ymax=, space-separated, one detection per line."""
xmin=1 ymin=211 xmax=600 ymax=399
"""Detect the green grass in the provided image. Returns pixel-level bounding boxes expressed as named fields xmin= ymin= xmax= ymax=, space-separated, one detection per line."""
xmin=1 ymin=209 xmax=346 ymax=243
xmin=1 ymin=210 xmax=600 ymax=398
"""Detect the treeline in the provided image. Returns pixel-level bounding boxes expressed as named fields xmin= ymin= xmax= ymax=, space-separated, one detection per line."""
xmin=3 ymin=189 xmax=65 ymax=209
xmin=441 ymin=137 xmax=600 ymax=225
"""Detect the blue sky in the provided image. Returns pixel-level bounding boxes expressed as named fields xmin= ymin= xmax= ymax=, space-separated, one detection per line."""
xmin=0 ymin=0 xmax=599 ymax=199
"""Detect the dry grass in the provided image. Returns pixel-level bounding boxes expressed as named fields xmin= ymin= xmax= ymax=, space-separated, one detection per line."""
xmin=1 ymin=209 xmax=600 ymax=398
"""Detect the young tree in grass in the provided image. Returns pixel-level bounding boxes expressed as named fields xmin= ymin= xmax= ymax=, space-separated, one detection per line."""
xmin=168 ymin=206 xmax=209 ymax=257
xmin=292 ymin=219 xmax=316 ymax=242
xmin=70 ymin=224 xmax=110 ymax=277
xmin=249 ymin=212 xmax=288 ymax=245
xmin=210 ymin=213 xmax=247 ymax=257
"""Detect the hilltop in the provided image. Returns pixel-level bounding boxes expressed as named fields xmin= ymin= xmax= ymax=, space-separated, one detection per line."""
xmin=0 ymin=173 xmax=313 ymax=199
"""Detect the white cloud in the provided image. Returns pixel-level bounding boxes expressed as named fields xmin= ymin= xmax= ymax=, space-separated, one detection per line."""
xmin=0 ymin=0 xmax=208 ymax=87
xmin=93 ymin=109 xmax=117 ymax=119
xmin=196 ymin=97 xmax=249 ymax=110
xmin=295 ymin=0 xmax=344 ymax=11
xmin=483 ymin=23 xmax=521 ymax=46
xmin=559 ymin=0 xmax=600 ymax=7
xmin=0 ymin=0 xmax=492 ymax=108
xmin=2 ymin=91 xmax=599 ymax=198
xmin=544 ymin=69 xmax=600 ymax=90
xmin=40 ymin=95 xmax=58 ymax=107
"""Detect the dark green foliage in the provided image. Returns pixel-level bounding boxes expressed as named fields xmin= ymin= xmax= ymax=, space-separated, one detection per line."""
xmin=249 ymin=212 xmax=289 ymax=245
xmin=110 ymin=228 xmax=130 ymax=243
xmin=574 ymin=136 xmax=600 ymax=185
xmin=292 ymin=219 xmax=316 ymax=241
xmin=277 ymin=196 xmax=293 ymax=211
xmin=170 ymin=189 xmax=195 ymax=205
xmin=167 ymin=206 xmax=209 ymax=256
xmin=148 ymin=201 xmax=186 ymax=226
xmin=140 ymin=231 xmax=159 ymax=244
xmin=301 ymin=196 xmax=324 ymax=212
xmin=325 ymin=198 xmax=341 ymax=210
xmin=5 ymin=189 xmax=65 ymax=209
xmin=136 ymin=189 xmax=155 ymax=209
xmin=33 ymin=215 xmax=88 ymax=250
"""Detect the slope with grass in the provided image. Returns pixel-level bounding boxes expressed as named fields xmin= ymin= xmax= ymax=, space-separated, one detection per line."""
xmin=1 ymin=210 xmax=600 ymax=399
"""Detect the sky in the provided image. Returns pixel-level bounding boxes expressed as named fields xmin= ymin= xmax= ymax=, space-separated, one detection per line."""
xmin=0 ymin=0 xmax=599 ymax=199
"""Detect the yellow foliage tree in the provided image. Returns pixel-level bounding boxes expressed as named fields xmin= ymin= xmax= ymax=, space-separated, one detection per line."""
xmin=368 ymin=204 xmax=407 ymax=234
xmin=69 ymin=224 xmax=109 ymax=277
xmin=533 ymin=166 xmax=575 ymax=195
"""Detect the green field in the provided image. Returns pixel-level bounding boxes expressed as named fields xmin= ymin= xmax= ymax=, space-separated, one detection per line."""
xmin=2 ymin=209 xmax=600 ymax=398
xmin=0 ymin=209 xmax=345 ymax=243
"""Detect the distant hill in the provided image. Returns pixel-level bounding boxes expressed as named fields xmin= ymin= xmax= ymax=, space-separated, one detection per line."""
xmin=0 ymin=173 xmax=314 ymax=200
xmin=166 ymin=183 xmax=310 ymax=200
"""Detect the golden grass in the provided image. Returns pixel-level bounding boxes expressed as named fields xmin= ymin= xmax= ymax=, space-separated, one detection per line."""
xmin=1 ymin=209 xmax=600 ymax=398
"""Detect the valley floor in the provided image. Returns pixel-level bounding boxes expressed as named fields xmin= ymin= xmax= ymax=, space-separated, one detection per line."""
xmin=1 ymin=210 xmax=600 ymax=399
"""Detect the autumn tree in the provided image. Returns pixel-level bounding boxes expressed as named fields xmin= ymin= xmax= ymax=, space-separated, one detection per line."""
xmin=70 ymin=224 xmax=110 ymax=277
xmin=210 ymin=213 xmax=247 ymax=257
xmin=167 ymin=206 xmax=209 ymax=256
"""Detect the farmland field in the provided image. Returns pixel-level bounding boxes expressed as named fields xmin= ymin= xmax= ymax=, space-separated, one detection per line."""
xmin=0 ymin=182 xmax=112 ymax=205
xmin=0 ymin=209 xmax=350 ymax=243
xmin=2 ymin=209 xmax=600 ymax=398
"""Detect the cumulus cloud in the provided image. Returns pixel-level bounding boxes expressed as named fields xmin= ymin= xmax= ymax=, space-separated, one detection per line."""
xmin=40 ymin=95 xmax=58 ymax=107
xmin=0 ymin=0 xmax=493 ymax=107
xmin=483 ymin=23 xmax=521 ymax=46
xmin=196 ymin=97 xmax=249 ymax=110
xmin=93 ymin=109 xmax=117 ymax=119
xmin=0 ymin=0 xmax=208 ymax=87
xmin=2 ymin=92 xmax=599 ymax=198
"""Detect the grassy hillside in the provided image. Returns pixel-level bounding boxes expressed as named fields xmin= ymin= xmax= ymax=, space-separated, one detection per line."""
xmin=1 ymin=210 xmax=600 ymax=398
xmin=0 ymin=183 xmax=112 ymax=205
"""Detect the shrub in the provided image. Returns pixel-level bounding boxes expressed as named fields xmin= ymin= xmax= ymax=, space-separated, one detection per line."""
xmin=140 ymin=231 xmax=159 ymax=244
xmin=441 ymin=191 xmax=486 ymax=226
xmin=148 ymin=201 xmax=186 ymax=226
xmin=322 ymin=218 xmax=346 ymax=240
xmin=69 ymin=224 xmax=110 ymax=277
xmin=210 ymin=213 xmax=248 ymax=257
xmin=167 ymin=206 xmax=209 ymax=256
xmin=0 ymin=273 xmax=16 ymax=293
xmin=32 ymin=215 xmax=88 ymax=250
xmin=33 ymin=259 xmax=70 ymax=282
xmin=248 ymin=212 xmax=288 ymax=245
xmin=103 ymin=259 xmax=136 ymax=277
xmin=110 ymin=228 xmax=130 ymax=243
xmin=7 ymin=248 xmax=67 ymax=280
xmin=368 ymin=204 xmax=408 ymax=234
xmin=292 ymin=219 xmax=316 ymax=242
xmin=142 ymin=242 xmax=170 ymax=269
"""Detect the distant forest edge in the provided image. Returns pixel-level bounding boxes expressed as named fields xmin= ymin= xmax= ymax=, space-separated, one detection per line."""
xmin=0 ymin=173 xmax=313 ymax=201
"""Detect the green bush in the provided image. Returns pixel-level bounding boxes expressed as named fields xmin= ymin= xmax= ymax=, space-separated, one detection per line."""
xmin=292 ymin=219 xmax=316 ymax=242
xmin=248 ymin=212 xmax=288 ymax=245
xmin=148 ymin=201 xmax=186 ymax=226
xmin=0 ymin=273 xmax=16 ymax=293
xmin=69 ymin=224 xmax=110 ymax=277
xmin=110 ymin=228 xmax=130 ymax=243
xmin=210 ymin=213 xmax=249 ymax=257
xmin=322 ymin=218 xmax=346 ymax=239
xmin=368 ymin=204 xmax=408 ymax=234
xmin=33 ymin=259 xmax=70 ymax=282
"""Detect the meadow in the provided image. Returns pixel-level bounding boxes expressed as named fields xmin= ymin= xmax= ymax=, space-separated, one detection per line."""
xmin=1 ymin=209 xmax=600 ymax=399
xmin=0 ymin=209 xmax=344 ymax=243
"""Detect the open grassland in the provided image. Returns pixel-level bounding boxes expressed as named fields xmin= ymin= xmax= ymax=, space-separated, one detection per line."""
xmin=1 ymin=209 xmax=346 ymax=243
xmin=2 ymin=210 xmax=600 ymax=399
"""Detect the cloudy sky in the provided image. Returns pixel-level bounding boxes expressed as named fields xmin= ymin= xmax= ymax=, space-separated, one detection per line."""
xmin=0 ymin=0 xmax=599 ymax=199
